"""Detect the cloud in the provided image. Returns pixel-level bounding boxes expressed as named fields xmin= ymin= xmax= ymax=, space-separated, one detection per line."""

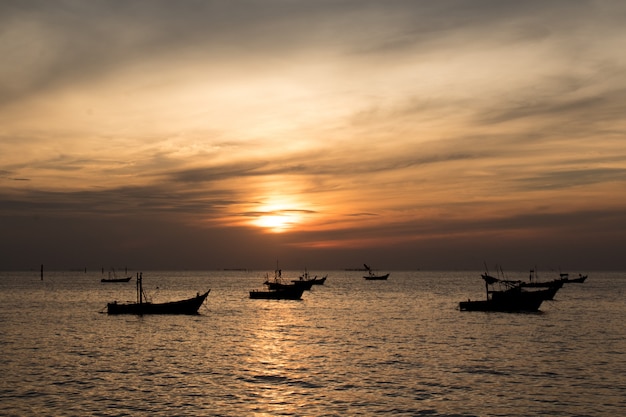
xmin=3 ymin=0 xmax=620 ymax=104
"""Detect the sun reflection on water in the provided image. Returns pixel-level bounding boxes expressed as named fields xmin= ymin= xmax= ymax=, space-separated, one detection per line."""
xmin=242 ymin=301 xmax=316 ymax=415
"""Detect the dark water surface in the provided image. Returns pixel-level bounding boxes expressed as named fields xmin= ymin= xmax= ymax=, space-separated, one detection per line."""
xmin=1 ymin=270 xmax=624 ymax=416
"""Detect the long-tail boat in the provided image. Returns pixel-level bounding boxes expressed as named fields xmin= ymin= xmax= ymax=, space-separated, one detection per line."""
xmin=107 ymin=273 xmax=209 ymax=315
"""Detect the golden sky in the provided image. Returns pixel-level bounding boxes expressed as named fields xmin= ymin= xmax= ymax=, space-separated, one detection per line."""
xmin=1 ymin=1 xmax=626 ymax=270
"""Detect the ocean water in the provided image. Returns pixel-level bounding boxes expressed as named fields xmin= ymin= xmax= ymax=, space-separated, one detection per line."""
xmin=0 ymin=270 xmax=624 ymax=416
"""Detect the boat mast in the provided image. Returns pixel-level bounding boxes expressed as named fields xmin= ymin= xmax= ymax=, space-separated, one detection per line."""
xmin=136 ymin=272 xmax=143 ymax=305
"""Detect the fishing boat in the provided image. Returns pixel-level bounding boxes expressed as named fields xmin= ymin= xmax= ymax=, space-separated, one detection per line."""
xmin=290 ymin=269 xmax=327 ymax=287
xmin=101 ymin=268 xmax=133 ymax=283
xmin=558 ymin=273 xmax=588 ymax=283
xmin=459 ymin=273 xmax=552 ymax=312
xmin=519 ymin=269 xmax=565 ymax=290
xmin=249 ymin=286 xmax=305 ymax=300
xmin=521 ymin=269 xmax=588 ymax=287
xmin=363 ymin=264 xmax=389 ymax=280
xmin=101 ymin=276 xmax=132 ymax=283
xmin=480 ymin=265 xmax=562 ymax=300
xmin=107 ymin=273 xmax=210 ymax=315
xmin=307 ymin=275 xmax=327 ymax=285
xmin=459 ymin=288 xmax=545 ymax=312
xmin=252 ymin=268 xmax=306 ymax=300
xmin=262 ymin=268 xmax=313 ymax=290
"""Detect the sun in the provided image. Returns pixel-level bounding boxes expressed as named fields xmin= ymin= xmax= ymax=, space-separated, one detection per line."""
xmin=254 ymin=214 xmax=294 ymax=232
xmin=246 ymin=194 xmax=312 ymax=233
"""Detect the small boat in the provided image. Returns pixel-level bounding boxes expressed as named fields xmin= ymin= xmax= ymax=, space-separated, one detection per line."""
xmin=107 ymin=273 xmax=210 ymax=315
xmin=290 ymin=269 xmax=327 ymax=287
xmin=101 ymin=276 xmax=132 ymax=283
xmin=459 ymin=288 xmax=545 ymax=312
xmin=249 ymin=286 xmax=305 ymax=300
xmin=262 ymin=267 xmax=314 ymax=290
xmin=558 ymin=273 xmax=588 ymax=283
xmin=481 ymin=266 xmax=562 ymax=300
xmin=363 ymin=264 xmax=389 ymax=280
xmin=252 ymin=268 xmax=306 ymax=300
xmin=460 ymin=273 xmax=553 ymax=312
xmin=101 ymin=268 xmax=133 ymax=283
xmin=308 ymin=275 xmax=327 ymax=285
xmin=520 ymin=269 xmax=564 ymax=290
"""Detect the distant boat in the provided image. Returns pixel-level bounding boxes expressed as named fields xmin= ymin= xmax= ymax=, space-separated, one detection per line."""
xmin=519 ymin=269 xmax=564 ymax=293
xmin=363 ymin=263 xmax=389 ymax=280
xmin=521 ymin=270 xmax=588 ymax=287
xmin=486 ymin=272 xmax=562 ymax=301
xmin=262 ymin=267 xmax=313 ymax=290
xmin=459 ymin=272 xmax=557 ymax=312
xmin=249 ymin=286 xmax=305 ymax=300
xmin=107 ymin=273 xmax=210 ymax=315
xmin=101 ymin=268 xmax=132 ymax=283
xmin=252 ymin=269 xmax=306 ymax=300
xmin=296 ymin=274 xmax=327 ymax=286
xmin=558 ymin=273 xmax=588 ymax=283
xmin=290 ymin=269 xmax=327 ymax=287
xmin=101 ymin=276 xmax=132 ymax=283
xmin=459 ymin=287 xmax=545 ymax=312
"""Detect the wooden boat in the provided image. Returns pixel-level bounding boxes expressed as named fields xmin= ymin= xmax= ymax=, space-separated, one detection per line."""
xmin=459 ymin=288 xmax=545 ymax=312
xmin=364 ymin=272 xmax=389 ymax=280
xmin=363 ymin=263 xmax=389 ymax=280
xmin=252 ymin=268 xmax=306 ymax=299
xmin=290 ymin=269 xmax=327 ymax=288
xmin=101 ymin=276 xmax=132 ymax=283
xmin=460 ymin=273 xmax=553 ymax=312
xmin=521 ymin=270 xmax=588 ymax=287
xmin=520 ymin=269 xmax=564 ymax=290
xmin=101 ymin=268 xmax=133 ymax=283
xmin=559 ymin=273 xmax=588 ymax=283
xmin=107 ymin=273 xmax=210 ymax=315
xmin=262 ymin=268 xmax=312 ymax=290
xmin=307 ymin=275 xmax=327 ymax=285
xmin=249 ymin=285 xmax=305 ymax=300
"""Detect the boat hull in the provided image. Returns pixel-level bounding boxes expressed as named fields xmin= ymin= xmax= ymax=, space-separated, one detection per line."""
xmin=309 ymin=276 xmax=327 ymax=285
xmin=364 ymin=273 xmax=389 ymax=280
xmin=460 ymin=290 xmax=545 ymax=312
xmin=249 ymin=287 xmax=305 ymax=300
xmin=107 ymin=290 xmax=210 ymax=315
xmin=562 ymin=275 xmax=587 ymax=283
xmin=101 ymin=277 xmax=132 ymax=283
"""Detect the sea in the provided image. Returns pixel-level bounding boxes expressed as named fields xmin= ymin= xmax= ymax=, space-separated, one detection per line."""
xmin=0 ymin=270 xmax=624 ymax=416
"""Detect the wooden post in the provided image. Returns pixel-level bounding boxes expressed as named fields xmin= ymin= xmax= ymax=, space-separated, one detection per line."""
xmin=40 ymin=264 xmax=43 ymax=280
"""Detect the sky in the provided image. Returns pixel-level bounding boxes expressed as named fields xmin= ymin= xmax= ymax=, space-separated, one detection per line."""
xmin=1 ymin=0 xmax=626 ymax=271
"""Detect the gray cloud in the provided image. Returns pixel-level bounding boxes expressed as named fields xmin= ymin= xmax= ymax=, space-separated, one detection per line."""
xmin=3 ymin=0 xmax=620 ymax=105
xmin=513 ymin=168 xmax=626 ymax=192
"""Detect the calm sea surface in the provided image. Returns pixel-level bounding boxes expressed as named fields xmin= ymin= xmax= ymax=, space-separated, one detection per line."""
xmin=1 ymin=270 xmax=624 ymax=416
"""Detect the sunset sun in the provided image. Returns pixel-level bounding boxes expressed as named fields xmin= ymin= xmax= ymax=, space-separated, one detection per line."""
xmin=246 ymin=194 xmax=315 ymax=233
xmin=254 ymin=214 xmax=295 ymax=232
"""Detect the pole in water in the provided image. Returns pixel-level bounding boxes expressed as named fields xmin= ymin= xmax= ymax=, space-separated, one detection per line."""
xmin=40 ymin=264 xmax=43 ymax=280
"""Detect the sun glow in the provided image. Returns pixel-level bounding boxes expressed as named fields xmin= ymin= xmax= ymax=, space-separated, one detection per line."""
xmin=248 ymin=194 xmax=310 ymax=233
xmin=254 ymin=214 xmax=296 ymax=232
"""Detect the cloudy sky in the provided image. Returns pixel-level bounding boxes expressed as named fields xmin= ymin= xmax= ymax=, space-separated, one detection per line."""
xmin=1 ymin=0 xmax=626 ymax=271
